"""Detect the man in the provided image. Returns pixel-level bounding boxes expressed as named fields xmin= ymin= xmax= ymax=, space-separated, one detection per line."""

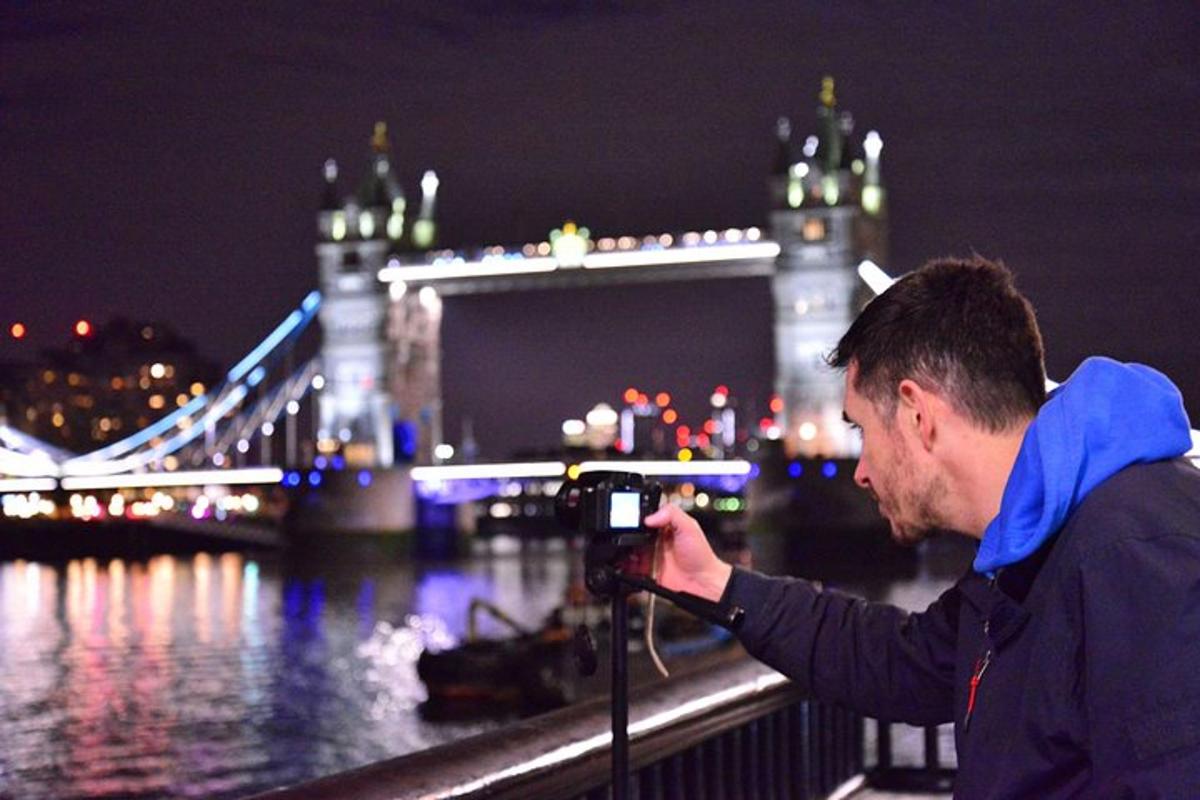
xmin=646 ymin=256 xmax=1200 ymax=798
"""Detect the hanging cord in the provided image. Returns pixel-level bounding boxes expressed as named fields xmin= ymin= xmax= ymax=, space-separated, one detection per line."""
xmin=645 ymin=535 xmax=669 ymax=677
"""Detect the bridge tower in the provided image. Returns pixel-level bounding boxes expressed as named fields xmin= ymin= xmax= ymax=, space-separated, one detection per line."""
xmin=314 ymin=122 xmax=405 ymax=468
xmin=768 ymin=77 xmax=887 ymax=457
xmin=386 ymin=169 xmax=443 ymax=466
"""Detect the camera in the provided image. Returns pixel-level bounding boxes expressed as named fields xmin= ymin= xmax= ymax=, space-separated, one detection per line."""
xmin=555 ymin=470 xmax=662 ymax=597
xmin=554 ymin=470 xmax=662 ymax=542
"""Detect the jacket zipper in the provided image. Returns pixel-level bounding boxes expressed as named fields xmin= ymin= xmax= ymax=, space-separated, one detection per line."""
xmin=964 ymin=620 xmax=992 ymax=732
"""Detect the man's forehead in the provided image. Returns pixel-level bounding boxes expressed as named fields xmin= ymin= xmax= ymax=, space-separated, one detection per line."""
xmin=842 ymin=374 xmax=862 ymax=423
xmin=842 ymin=364 xmax=875 ymax=423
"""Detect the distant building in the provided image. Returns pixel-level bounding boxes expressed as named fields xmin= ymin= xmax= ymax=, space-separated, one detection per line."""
xmin=2 ymin=319 xmax=219 ymax=455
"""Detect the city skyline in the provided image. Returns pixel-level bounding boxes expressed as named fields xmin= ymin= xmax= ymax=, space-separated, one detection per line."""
xmin=3 ymin=3 xmax=1198 ymax=457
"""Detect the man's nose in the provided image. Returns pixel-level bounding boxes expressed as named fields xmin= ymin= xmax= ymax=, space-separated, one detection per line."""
xmin=853 ymin=459 xmax=871 ymax=490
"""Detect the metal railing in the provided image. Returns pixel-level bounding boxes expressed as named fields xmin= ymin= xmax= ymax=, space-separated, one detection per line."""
xmin=870 ymin=719 xmax=956 ymax=793
xmin=249 ymin=652 xmax=866 ymax=800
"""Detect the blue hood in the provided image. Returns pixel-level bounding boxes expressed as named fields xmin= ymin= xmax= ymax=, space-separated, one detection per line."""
xmin=975 ymin=357 xmax=1192 ymax=574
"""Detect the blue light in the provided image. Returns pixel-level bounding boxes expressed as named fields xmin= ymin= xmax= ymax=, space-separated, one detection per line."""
xmin=314 ymin=455 xmax=328 ymax=470
xmin=331 ymin=455 xmax=346 ymax=471
xmin=749 ymin=464 xmax=761 ymax=478
xmin=787 ymin=462 xmax=803 ymax=479
xmin=357 ymin=470 xmax=372 ymax=488
xmin=308 ymin=471 xmax=322 ymax=487
xmin=822 ymin=461 xmax=838 ymax=479
xmin=228 ymin=309 xmax=302 ymax=383
xmin=227 ymin=292 xmax=321 ymax=384
xmin=246 ymin=365 xmax=267 ymax=387
xmin=70 ymin=395 xmax=207 ymax=463
xmin=283 ymin=471 xmax=301 ymax=487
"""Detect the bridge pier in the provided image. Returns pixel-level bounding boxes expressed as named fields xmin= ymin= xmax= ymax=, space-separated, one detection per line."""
xmin=283 ymin=467 xmax=417 ymax=536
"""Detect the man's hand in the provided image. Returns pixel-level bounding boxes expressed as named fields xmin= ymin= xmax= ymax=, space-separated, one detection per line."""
xmin=643 ymin=504 xmax=733 ymax=603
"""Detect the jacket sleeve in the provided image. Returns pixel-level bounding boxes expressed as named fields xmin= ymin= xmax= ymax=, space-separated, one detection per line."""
xmin=723 ymin=566 xmax=959 ymax=725
xmin=1079 ymin=529 xmax=1200 ymax=796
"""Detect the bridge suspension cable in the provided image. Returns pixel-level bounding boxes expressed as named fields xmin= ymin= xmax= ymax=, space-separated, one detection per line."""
xmin=50 ymin=291 xmax=322 ymax=477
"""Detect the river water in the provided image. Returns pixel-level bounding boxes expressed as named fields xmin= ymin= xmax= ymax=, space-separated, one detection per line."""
xmin=0 ymin=536 xmax=968 ymax=799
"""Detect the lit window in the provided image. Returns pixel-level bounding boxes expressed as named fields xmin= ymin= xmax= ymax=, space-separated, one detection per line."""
xmin=359 ymin=213 xmax=376 ymax=239
xmin=802 ymin=217 xmax=827 ymax=242
xmin=862 ymin=186 xmax=883 ymax=216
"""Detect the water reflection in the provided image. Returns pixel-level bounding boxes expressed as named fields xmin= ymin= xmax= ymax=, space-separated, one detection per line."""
xmin=0 ymin=548 xmax=569 ymax=798
xmin=0 ymin=536 xmax=966 ymax=799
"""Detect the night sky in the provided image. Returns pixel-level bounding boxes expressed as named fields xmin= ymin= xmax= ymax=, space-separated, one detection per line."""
xmin=3 ymin=3 xmax=1198 ymax=458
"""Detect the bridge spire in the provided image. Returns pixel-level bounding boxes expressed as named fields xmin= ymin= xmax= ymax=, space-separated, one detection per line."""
xmin=814 ymin=75 xmax=843 ymax=174
xmin=371 ymin=121 xmax=390 ymax=154
xmin=319 ymin=158 xmax=340 ymax=211
xmin=359 ymin=120 xmax=405 ymax=210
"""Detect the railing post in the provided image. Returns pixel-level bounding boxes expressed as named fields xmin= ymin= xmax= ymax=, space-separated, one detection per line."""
xmin=924 ymin=724 xmax=940 ymax=771
xmin=876 ymin=719 xmax=893 ymax=770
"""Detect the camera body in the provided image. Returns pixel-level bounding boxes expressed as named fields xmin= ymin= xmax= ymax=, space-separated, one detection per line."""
xmin=555 ymin=470 xmax=662 ymax=597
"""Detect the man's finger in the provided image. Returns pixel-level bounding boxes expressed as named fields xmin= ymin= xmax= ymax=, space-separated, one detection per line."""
xmin=644 ymin=506 xmax=676 ymax=528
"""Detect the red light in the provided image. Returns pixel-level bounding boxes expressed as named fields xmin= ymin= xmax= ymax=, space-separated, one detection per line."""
xmin=655 ymin=392 xmax=671 ymax=408
xmin=697 ymin=433 xmax=711 ymax=448
xmin=74 ymin=319 xmax=92 ymax=337
xmin=759 ymin=417 xmax=774 ymax=430
xmin=623 ymin=387 xmax=638 ymax=404
xmin=676 ymin=425 xmax=690 ymax=439
xmin=637 ymin=393 xmax=649 ymax=406
xmin=703 ymin=419 xmax=718 ymax=435
xmin=10 ymin=322 xmax=26 ymax=339
xmin=714 ymin=384 xmax=729 ymax=396
xmin=769 ymin=396 xmax=784 ymax=414
xmin=662 ymin=409 xmax=678 ymax=424
xmin=614 ymin=439 xmax=626 ymax=452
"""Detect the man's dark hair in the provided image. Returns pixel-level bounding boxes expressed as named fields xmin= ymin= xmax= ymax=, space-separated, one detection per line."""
xmin=828 ymin=256 xmax=1046 ymax=431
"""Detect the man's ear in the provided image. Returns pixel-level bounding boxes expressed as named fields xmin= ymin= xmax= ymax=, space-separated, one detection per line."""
xmin=897 ymin=379 xmax=936 ymax=451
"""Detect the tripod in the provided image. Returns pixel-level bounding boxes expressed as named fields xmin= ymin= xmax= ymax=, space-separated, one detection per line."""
xmin=589 ymin=565 xmax=744 ymax=800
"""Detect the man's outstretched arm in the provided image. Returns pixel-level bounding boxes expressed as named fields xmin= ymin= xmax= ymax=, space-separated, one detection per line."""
xmin=645 ymin=504 xmax=959 ymax=726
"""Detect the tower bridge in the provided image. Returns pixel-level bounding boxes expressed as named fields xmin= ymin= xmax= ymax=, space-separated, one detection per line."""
xmin=320 ymin=77 xmax=888 ymax=468
xmin=8 ymin=78 xmax=1191 ymax=538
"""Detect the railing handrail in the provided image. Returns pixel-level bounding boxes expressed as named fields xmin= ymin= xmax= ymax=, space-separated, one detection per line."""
xmin=248 ymin=650 xmax=813 ymax=800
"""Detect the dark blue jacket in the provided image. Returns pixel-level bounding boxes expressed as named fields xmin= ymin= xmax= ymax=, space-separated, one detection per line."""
xmin=725 ymin=458 xmax=1200 ymax=798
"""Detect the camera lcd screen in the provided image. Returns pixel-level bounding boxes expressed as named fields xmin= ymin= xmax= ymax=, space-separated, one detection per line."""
xmin=608 ymin=491 xmax=642 ymax=529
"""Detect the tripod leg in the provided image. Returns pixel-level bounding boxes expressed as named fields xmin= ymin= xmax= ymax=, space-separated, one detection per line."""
xmin=612 ymin=589 xmax=629 ymax=800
